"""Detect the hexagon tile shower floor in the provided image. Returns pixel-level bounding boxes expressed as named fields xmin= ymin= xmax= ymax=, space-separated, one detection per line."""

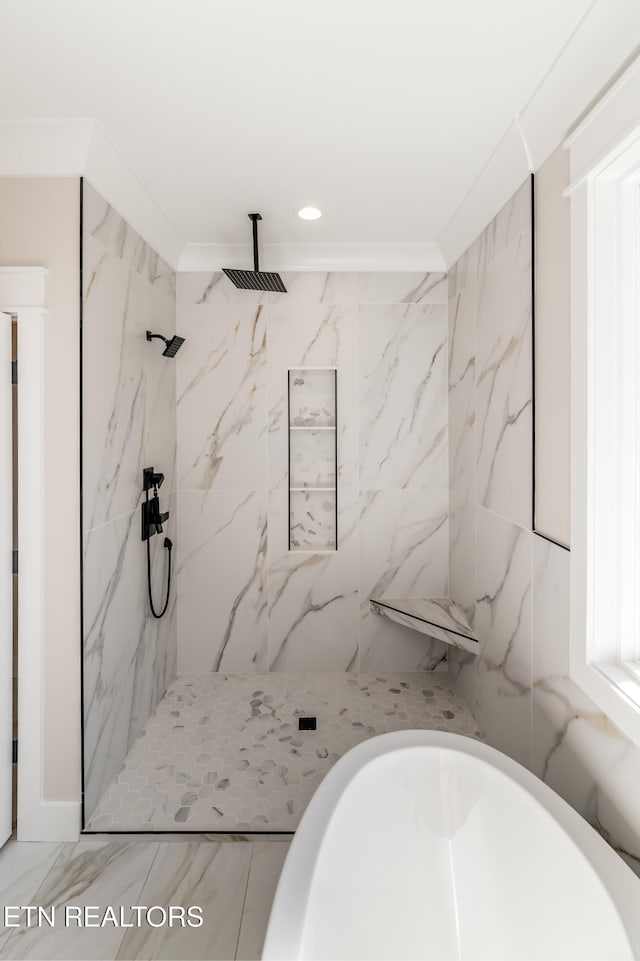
xmin=86 ymin=673 xmax=482 ymax=833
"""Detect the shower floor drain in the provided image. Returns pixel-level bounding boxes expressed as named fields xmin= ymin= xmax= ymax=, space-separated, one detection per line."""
xmin=298 ymin=716 xmax=317 ymax=731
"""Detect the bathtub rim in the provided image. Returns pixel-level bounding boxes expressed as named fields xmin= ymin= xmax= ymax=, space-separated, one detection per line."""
xmin=262 ymin=730 xmax=640 ymax=959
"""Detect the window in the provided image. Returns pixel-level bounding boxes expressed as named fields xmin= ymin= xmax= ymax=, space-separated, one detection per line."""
xmin=568 ymin=56 xmax=640 ymax=746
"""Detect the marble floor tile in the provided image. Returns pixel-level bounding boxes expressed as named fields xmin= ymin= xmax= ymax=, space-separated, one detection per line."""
xmin=87 ymin=673 xmax=481 ymax=833
xmin=0 ymin=842 xmax=63 ymax=955
xmin=235 ymin=842 xmax=290 ymax=961
xmin=116 ymin=842 xmax=252 ymax=960
xmin=1 ymin=840 xmax=159 ymax=960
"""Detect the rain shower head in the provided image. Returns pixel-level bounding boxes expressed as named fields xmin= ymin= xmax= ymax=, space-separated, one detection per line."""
xmin=222 ymin=213 xmax=287 ymax=293
xmin=146 ymin=330 xmax=185 ymax=358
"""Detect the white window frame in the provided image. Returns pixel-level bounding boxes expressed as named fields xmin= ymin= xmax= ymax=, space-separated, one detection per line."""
xmin=567 ymin=56 xmax=640 ymax=748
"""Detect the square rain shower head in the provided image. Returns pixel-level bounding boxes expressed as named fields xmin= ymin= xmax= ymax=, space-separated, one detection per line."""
xmin=222 ymin=268 xmax=287 ymax=293
xmin=162 ymin=335 xmax=185 ymax=357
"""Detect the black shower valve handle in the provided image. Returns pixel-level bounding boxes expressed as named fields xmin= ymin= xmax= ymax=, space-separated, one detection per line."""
xmin=143 ymin=466 xmax=165 ymax=492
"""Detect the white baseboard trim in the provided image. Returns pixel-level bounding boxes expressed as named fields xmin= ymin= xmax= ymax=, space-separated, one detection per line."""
xmin=17 ymin=801 xmax=81 ymax=842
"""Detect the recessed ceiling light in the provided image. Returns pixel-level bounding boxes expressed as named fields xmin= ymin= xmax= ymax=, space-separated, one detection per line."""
xmin=298 ymin=206 xmax=322 ymax=220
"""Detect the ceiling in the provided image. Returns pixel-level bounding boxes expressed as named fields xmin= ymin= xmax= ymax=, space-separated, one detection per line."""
xmin=0 ymin=0 xmax=614 ymax=249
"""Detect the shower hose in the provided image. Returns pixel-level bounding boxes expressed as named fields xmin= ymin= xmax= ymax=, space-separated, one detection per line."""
xmin=145 ymin=489 xmax=173 ymax=619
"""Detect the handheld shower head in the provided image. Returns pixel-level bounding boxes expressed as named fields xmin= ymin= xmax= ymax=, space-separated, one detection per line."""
xmin=146 ymin=331 xmax=185 ymax=358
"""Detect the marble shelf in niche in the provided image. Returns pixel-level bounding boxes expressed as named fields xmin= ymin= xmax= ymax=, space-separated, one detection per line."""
xmin=369 ymin=596 xmax=479 ymax=656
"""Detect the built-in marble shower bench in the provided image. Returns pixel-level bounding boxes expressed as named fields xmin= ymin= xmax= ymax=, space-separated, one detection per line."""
xmin=369 ymin=596 xmax=479 ymax=655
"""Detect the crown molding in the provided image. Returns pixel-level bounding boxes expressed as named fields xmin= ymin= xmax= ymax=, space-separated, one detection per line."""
xmin=179 ymin=242 xmax=445 ymax=273
xmin=563 ymin=54 xmax=640 ymax=193
xmin=438 ymin=0 xmax=640 ymax=269
xmin=3 ymin=0 xmax=638 ymax=277
xmin=0 ymin=118 xmax=184 ymax=268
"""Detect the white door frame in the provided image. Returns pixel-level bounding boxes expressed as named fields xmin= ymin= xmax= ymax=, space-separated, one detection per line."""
xmin=0 ymin=267 xmax=79 ymax=841
xmin=0 ymin=310 xmax=12 ymax=848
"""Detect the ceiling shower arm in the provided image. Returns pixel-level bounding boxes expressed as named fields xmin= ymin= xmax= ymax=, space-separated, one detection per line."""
xmin=249 ymin=213 xmax=262 ymax=272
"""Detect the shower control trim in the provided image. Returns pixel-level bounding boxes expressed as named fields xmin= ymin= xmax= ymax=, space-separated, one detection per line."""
xmin=143 ymin=467 xmax=165 ymax=492
xmin=141 ymin=466 xmax=169 ymax=540
xmin=141 ymin=465 xmax=174 ymax=617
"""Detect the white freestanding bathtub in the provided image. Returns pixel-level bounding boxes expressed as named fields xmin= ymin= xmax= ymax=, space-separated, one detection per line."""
xmin=263 ymin=731 xmax=640 ymax=960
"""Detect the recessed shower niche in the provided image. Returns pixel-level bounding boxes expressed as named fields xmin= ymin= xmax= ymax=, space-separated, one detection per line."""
xmin=288 ymin=368 xmax=337 ymax=552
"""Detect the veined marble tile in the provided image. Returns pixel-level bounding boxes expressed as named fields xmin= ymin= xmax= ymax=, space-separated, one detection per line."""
xmin=83 ymin=510 xmax=147 ymax=819
xmin=84 ymin=183 xmax=149 ymax=276
xmin=177 ymin=490 xmax=268 ymax=672
xmin=358 ymin=272 xmax=447 ymax=304
xmin=236 ymin=842 xmax=290 ymax=961
xmin=449 ymin=494 xmax=476 ymax=623
xmin=270 ymin=272 xmax=358 ymax=305
xmin=82 ymin=236 xmax=146 ymax=531
xmin=136 ymin=493 xmax=178 ymax=732
xmin=448 ymin=238 xmax=480 ymax=298
xmin=116 ymin=842 xmax=252 ymax=960
xmin=144 ymin=251 xmax=176 ymax=299
xmin=177 ymin=271 xmax=268 ymax=307
xmin=84 ymin=182 xmax=175 ymax=296
xmin=268 ymin=490 xmax=358 ymax=671
xmin=83 ymin=501 xmax=176 ymax=821
xmin=267 ymin=304 xmax=357 ymax=492
xmin=476 ymin=177 xmax=531 ymax=273
xmin=177 ymin=304 xmax=267 ymax=491
xmin=531 ymin=536 xmax=640 ymax=869
xmin=475 ymin=231 xmax=532 ymax=529
xmin=2 ymin=840 xmax=158 ymax=960
xmin=532 ymin=662 xmax=640 ymax=872
xmin=359 ymin=305 xmax=448 ymax=491
xmin=0 ymin=842 xmax=63 ymax=955
xmin=448 ymin=494 xmax=477 ymax=711
xmin=145 ymin=284 xmax=177 ymax=495
xmin=473 ymin=507 xmax=533 ymax=768
xmin=531 ymin=535 xmax=571 ymax=679
xmin=359 ymin=489 xmax=449 ymax=671
xmin=448 ymin=285 xmax=475 ymax=499
xmin=82 ymin=189 xmax=177 ymax=825
xmin=593 ymin=741 xmax=640 ymax=873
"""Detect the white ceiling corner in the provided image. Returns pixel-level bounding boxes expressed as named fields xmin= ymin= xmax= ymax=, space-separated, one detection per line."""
xmin=438 ymin=0 xmax=640 ymax=267
xmin=0 ymin=0 xmax=638 ymax=272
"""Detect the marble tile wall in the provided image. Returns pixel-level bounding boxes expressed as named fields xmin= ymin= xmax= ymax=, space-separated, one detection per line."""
xmin=176 ymin=272 xmax=449 ymax=674
xmin=448 ymin=178 xmax=640 ymax=871
xmin=82 ymin=182 xmax=177 ymax=820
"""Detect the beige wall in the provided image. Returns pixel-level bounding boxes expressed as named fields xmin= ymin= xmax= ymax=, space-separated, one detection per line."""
xmin=534 ymin=147 xmax=571 ymax=547
xmin=0 ymin=178 xmax=81 ymax=802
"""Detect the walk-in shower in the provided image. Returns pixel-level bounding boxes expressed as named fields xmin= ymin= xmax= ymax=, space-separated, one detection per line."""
xmin=81 ymin=181 xmax=465 ymax=838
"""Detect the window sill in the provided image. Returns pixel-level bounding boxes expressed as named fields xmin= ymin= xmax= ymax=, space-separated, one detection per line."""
xmin=571 ymin=658 xmax=640 ymax=749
